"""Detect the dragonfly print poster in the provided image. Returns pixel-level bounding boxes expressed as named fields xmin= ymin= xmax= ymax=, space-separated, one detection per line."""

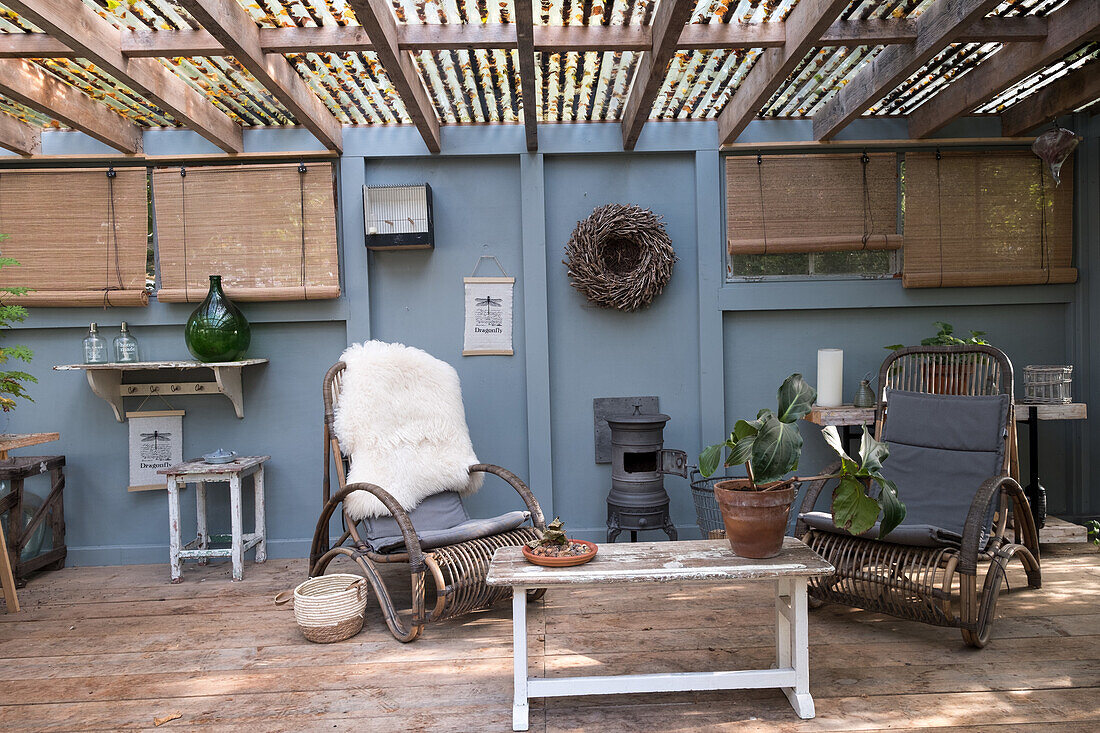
xmin=463 ymin=275 xmax=515 ymax=356
xmin=127 ymin=410 xmax=185 ymax=491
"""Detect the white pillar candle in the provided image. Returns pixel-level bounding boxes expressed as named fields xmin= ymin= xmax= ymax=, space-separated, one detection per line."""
xmin=817 ymin=348 xmax=844 ymax=407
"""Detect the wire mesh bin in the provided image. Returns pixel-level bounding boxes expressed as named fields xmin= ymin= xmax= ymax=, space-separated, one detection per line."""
xmin=690 ymin=469 xmax=726 ymax=536
xmin=1023 ymin=365 xmax=1073 ymax=404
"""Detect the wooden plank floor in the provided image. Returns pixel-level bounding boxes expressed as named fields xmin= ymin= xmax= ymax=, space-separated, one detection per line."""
xmin=2 ymin=544 xmax=1099 ymax=731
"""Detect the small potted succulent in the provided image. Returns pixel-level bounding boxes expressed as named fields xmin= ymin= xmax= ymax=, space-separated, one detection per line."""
xmin=700 ymin=374 xmax=905 ymax=558
xmin=522 ymin=518 xmax=597 ymax=567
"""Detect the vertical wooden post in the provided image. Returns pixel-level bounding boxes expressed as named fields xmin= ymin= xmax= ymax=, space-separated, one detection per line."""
xmin=253 ymin=466 xmax=266 ymax=563
xmin=229 ymin=474 xmax=244 ymax=581
xmin=0 ymin=521 xmax=17 ymax=613
xmin=167 ymin=477 xmax=183 ymax=583
xmin=49 ymin=467 xmax=65 ymax=567
xmin=782 ymin=577 xmax=814 ymax=719
xmin=195 ymin=481 xmax=208 ymax=565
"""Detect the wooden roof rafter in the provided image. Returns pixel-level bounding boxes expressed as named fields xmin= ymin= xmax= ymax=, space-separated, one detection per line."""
xmin=344 ymin=0 xmax=441 ymax=153
xmin=717 ymin=0 xmax=852 ymax=146
xmin=0 ymin=110 xmax=40 ymax=156
xmin=1001 ymin=62 xmax=1100 ymax=136
xmin=621 ymin=0 xmax=697 ymax=150
xmin=0 ymin=58 xmax=143 ymax=154
xmin=908 ymin=0 xmax=1100 ymax=138
xmin=812 ymin=0 xmax=1003 ymax=141
xmin=178 ymin=0 xmax=343 ymax=152
xmin=514 ymin=0 xmax=538 ymax=151
xmin=3 ymin=0 xmax=243 ymax=154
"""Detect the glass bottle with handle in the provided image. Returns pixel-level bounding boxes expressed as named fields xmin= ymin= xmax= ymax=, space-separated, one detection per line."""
xmin=82 ymin=323 xmax=108 ymax=364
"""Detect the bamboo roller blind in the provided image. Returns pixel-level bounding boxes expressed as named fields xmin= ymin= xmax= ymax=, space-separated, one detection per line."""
xmin=726 ymin=153 xmax=900 ymax=255
xmin=903 ymin=151 xmax=1074 ymax=288
xmin=0 ymin=168 xmax=149 ymax=307
xmin=153 ymin=162 xmax=340 ymax=302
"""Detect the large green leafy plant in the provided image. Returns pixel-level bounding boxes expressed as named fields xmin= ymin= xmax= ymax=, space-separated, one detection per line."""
xmin=0 ymin=243 xmax=35 ymax=412
xmin=699 ymin=373 xmax=906 ymax=538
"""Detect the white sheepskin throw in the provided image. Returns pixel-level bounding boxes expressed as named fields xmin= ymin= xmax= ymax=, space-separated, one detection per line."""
xmin=334 ymin=341 xmax=483 ymax=520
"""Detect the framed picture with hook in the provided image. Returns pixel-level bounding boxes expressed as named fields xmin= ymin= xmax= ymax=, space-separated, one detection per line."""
xmin=127 ymin=410 xmax=185 ymax=492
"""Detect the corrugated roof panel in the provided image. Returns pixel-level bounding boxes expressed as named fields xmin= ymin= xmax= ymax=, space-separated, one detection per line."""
xmin=975 ymin=41 xmax=1099 ymax=113
xmin=0 ymin=95 xmax=54 ymax=128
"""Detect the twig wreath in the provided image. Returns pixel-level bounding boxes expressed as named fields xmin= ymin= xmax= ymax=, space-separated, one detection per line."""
xmin=563 ymin=203 xmax=677 ymax=311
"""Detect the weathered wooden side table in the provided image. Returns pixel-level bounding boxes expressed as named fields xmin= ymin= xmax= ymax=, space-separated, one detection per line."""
xmin=158 ymin=456 xmax=269 ymax=582
xmin=487 ymin=537 xmax=834 ymax=731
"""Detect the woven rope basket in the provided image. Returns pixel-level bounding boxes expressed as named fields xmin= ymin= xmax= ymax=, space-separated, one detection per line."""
xmin=275 ymin=573 xmax=368 ymax=643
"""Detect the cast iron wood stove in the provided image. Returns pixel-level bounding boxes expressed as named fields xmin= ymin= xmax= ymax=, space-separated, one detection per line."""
xmin=605 ymin=407 xmax=687 ymax=542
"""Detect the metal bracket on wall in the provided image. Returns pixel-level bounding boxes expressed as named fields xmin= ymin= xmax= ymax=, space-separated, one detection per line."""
xmin=592 ymin=396 xmax=659 ymax=464
xmin=53 ymin=359 xmax=268 ymax=422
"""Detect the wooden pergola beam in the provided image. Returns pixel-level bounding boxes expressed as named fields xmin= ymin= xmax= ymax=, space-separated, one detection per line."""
xmin=345 ymin=0 xmax=440 ymax=153
xmin=0 ymin=59 xmax=142 ymax=154
xmin=621 ymin=0 xmax=696 ymax=149
xmin=812 ymin=0 xmax=1001 ymax=141
xmin=0 ymin=17 xmax=1050 ymax=59
xmin=908 ymin=0 xmax=1100 ymax=138
xmin=0 ymin=113 xmax=41 ymax=156
xmin=514 ymin=0 xmax=538 ymax=151
xmin=3 ymin=0 xmax=243 ymax=153
xmin=179 ymin=0 xmax=342 ymax=152
xmin=1001 ymin=65 xmax=1100 ymax=137
xmin=717 ymin=0 xmax=850 ymax=146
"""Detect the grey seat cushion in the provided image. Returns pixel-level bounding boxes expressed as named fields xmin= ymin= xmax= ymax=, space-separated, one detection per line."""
xmin=801 ymin=389 xmax=1010 ymax=548
xmin=363 ymin=491 xmax=530 ymax=554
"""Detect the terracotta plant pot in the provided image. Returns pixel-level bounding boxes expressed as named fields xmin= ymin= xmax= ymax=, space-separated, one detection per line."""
xmin=713 ymin=479 xmax=796 ymax=559
xmin=921 ymin=363 xmax=975 ymax=395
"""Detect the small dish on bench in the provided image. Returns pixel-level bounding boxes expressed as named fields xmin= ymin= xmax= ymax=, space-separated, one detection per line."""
xmin=521 ymin=518 xmax=598 ymax=567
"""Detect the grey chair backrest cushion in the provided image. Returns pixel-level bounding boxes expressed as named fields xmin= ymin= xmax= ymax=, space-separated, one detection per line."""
xmin=878 ymin=389 xmax=1010 ymax=544
xmin=364 ymin=492 xmax=470 ymax=543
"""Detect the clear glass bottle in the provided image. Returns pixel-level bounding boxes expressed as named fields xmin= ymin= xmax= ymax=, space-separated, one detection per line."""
xmin=82 ymin=323 xmax=108 ymax=364
xmin=114 ymin=321 xmax=140 ymax=363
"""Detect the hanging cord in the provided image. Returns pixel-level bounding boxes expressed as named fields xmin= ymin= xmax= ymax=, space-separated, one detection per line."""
xmin=935 ymin=149 xmax=944 ymax=288
xmin=180 ymin=167 xmax=189 ymax=302
xmin=1039 ymin=157 xmax=1050 ymax=284
xmin=102 ymin=166 xmax=125 ymax=308
xmin=756 ymin=153 xmax=768 ymax=254
xmin=298 ymin=161 xmax=309 ymax=300
xmin=135 ymin=393 xmax=176 ymax=412
xmin=860 ymin=151 xmax=874 ymax=250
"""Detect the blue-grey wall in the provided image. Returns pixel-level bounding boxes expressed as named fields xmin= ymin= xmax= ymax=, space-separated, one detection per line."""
xmin=5 ymin=114 xmax=1097 ymax=564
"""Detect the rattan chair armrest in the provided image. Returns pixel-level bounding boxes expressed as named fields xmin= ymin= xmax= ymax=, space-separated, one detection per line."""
xmin=793 ymin=460 xmax=841 ymax=538
xmin=959 ymin=474 xmax=1028 ymax=575
xmin=315 ymin=483 xmax=425 ymax=572
xmin=469 ymin=463 xmax=546 ymax=530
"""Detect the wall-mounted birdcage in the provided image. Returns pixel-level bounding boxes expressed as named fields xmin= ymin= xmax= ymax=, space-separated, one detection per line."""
xmin=363 ymin=183 xmax=434 ymax=251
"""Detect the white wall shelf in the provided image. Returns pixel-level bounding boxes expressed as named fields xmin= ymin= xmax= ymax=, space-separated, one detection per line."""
xmin=53 ymin=360 xmax=268 ymax=422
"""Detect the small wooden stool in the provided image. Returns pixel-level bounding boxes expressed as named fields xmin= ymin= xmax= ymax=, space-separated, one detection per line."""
xmin=159 ymin=456 xmax=269 ymax=583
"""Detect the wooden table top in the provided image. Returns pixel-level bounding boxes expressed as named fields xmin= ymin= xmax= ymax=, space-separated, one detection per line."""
xmin=158 ymin=456 xmax=270 ymax=475
xmin=805 ymin=402 xmax=1087 ymax=427
xmin=0 ymin=433 xmax=59 ymax=457
xmin=486 ymin=537 xmax=834 ymax=588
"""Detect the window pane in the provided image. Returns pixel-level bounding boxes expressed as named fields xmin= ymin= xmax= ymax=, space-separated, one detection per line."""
xmin=813 ymin=250 xmax=892 ymax=275
xmin=730 ymin=253 xmax=809 ymax=276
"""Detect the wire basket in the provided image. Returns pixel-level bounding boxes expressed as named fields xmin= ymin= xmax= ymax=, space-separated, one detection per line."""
xmin=1022 ymin=365 xmax=1073 ymax=404
xmin=690 ymin=470 xmax=727 ymax=536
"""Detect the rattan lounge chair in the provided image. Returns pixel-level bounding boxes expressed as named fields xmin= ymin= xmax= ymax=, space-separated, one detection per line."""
xmin=309 ymin=359 xmax=546 ymax=643
xmin=795 ymin=345 xmax=1041 ymax=648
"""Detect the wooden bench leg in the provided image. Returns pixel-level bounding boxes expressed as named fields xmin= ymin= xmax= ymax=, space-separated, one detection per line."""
xmin=195 ymin=481 xmax=208 ymax=565
xmin=167 ymin=478 xmax=183 ymax=583
xmin=229 ymin=475 xmax=244 ymax=581
xmin=253 ymin=467 xmax=266 ymax=564
xmin=0 ymin=521 xmax=18 ymax=613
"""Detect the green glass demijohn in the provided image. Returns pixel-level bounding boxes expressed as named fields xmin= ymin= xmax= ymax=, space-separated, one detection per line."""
xmin=184 ymin=275 xmax=251 ymax=362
